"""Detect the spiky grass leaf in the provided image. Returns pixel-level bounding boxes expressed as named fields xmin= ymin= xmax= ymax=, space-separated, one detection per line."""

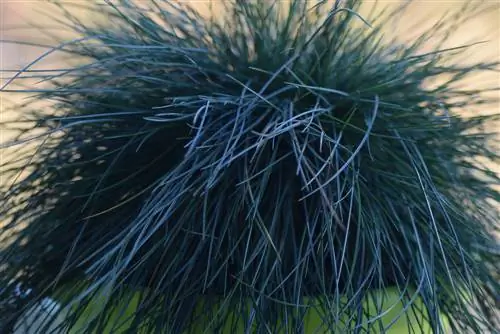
xmin=1 ymin=0 xmax=499 ymax=333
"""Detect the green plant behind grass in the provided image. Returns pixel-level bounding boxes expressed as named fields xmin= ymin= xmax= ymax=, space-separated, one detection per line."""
xmin=1 ymin=0 xmax=499 ymax=333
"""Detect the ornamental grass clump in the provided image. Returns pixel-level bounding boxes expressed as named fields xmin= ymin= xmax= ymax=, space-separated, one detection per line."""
xmin=1 ymin=0 xmax=499 ymax=333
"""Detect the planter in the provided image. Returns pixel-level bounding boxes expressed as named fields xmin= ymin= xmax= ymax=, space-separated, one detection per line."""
xmin=16 ymin=286 xmax=449 ymax=333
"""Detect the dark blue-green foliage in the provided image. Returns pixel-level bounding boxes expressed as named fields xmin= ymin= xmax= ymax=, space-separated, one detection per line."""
xmin=1 ymin=0 xmax=499 ymax=333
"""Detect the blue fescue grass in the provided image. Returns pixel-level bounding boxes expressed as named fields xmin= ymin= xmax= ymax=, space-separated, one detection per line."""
xmin=1 ymin=0 xmax=499 ymax=333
